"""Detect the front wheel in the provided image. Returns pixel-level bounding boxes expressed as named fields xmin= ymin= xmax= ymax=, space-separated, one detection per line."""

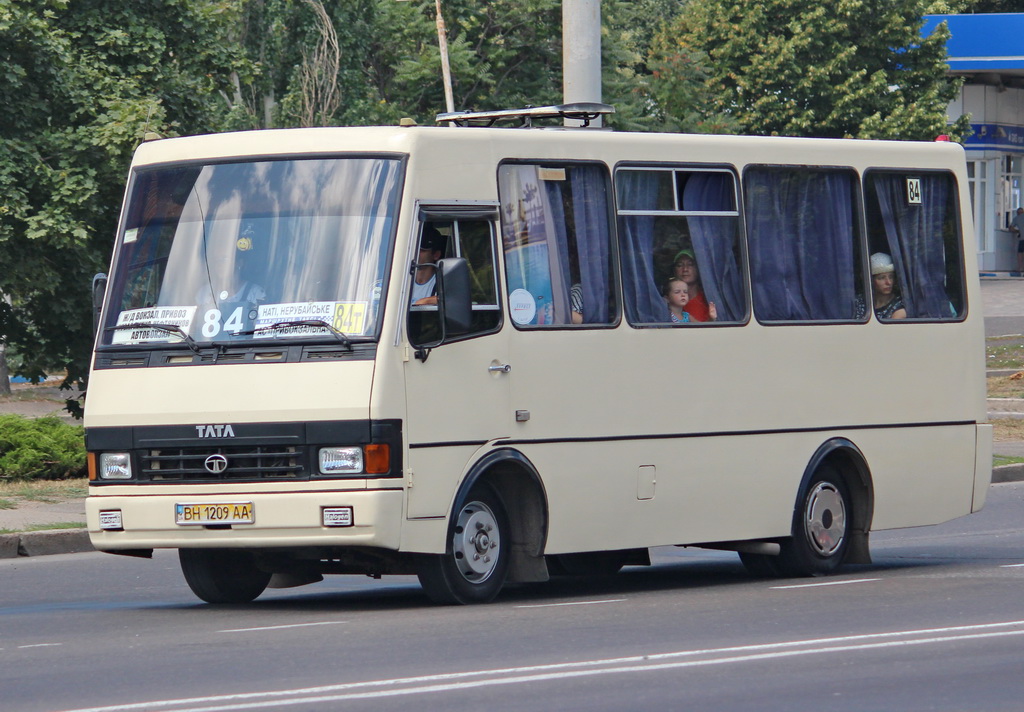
xmin=776 ymin=465 xmax=851 ymax=577
xmin=178 ymin=548 xmax=271 ymax=604
xmin=417 ymin=483 xmax=510 ymax=604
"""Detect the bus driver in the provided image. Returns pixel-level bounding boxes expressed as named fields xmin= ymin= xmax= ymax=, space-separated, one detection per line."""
xmin=411 ymin=224 xmax=446 ymax=306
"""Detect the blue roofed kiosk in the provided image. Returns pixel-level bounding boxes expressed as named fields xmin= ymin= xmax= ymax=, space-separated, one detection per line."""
xmin=925 ymin=13 xmax=1024 ymax=273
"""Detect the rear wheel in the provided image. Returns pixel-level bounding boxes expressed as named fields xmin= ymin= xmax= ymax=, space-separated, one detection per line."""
xmin=178 ymin=549 xmax=271 ymax=604
xmin=776 ymin=464 xmax=851 ymax=577
xmin=417 ymin=483 xmax=510 ymax=604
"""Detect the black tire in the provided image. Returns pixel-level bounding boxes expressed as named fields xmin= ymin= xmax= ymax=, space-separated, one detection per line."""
xmin=776 ymin=464 xmax=851 ymax=577
xmin=178 ymin=548 xmax=271 ymax=604
xmin=738 ymin=551 xmax=784 ymax=578
xmin=417 ymin=482 xmax=510 ymax=605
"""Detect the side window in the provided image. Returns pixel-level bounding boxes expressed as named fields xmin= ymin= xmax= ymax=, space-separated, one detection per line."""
xmin=455 ymin=219 xmax=501 ymax=332
xmin=407 ymin=217 xmax=501 ymax=346
xmin=864 ymin=171 xmax=964 ymax=321
xmin=744 ymin=167 xmax=863 ymax=322
xmin=497 ymin=163 xmax=616 ymax=327
xmin=616 ymin=167 xmax=746 ymax=325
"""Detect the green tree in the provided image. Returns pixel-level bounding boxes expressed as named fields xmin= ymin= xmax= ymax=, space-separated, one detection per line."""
xmin=650 ymin=0 xmax=970 ymax=140
xmin=0 ymin=0 xmax=244 ymax=408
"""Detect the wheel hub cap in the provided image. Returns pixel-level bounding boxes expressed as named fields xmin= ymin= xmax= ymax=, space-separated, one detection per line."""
xmin=452 ymin=501 xmax=500 ymax=582
xmin=805 ymin=482 xmax=846 ymax=556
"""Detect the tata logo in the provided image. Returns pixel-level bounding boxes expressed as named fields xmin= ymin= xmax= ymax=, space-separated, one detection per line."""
xmin=204 ymin=454 xmax=229 ymax=474
xmin=195 ymin=424 xmax=236 ymax=438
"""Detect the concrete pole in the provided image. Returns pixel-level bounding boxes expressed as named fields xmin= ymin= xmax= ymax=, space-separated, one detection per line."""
xmin=562 ymin=0 xmax=602 ymax=126
xmin=435 ymin=0 xmax=455 ymax=114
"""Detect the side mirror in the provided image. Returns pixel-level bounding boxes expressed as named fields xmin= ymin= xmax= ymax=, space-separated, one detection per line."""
xmin=437 ymin=257 xmax=472 ymax=336
xmin=91 ymin=273 xmax=107 ymax=337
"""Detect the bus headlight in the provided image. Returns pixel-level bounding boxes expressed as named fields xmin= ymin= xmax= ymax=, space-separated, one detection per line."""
xmin=319 ymin=447 xmax=363 ymax=475
xmin=99 ymin=453 xmax=133 ymax=480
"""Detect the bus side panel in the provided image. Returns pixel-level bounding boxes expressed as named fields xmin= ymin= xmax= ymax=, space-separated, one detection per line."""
xmin=533 ymin=435 xmax=800 ymax=554
xmin=533 ymin=426 xmax=977 ymax=554
xmin=973 ymin=423 xmax=993 ymax=512
xmin=849 ymin=425 xmax=977 ymax=531
xmin=405 ymin=446 xmax=482 ymax=519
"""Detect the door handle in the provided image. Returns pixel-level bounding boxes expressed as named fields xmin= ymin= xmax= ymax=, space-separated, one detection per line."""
xmin=488 ymin=363 xmax=511 ymax=373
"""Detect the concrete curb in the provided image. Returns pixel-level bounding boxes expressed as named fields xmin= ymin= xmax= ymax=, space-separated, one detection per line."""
xmin=993 ymin=463 xmax=1024 ymax=484
xmin=0 ymin=529 xmax=93 ymax=559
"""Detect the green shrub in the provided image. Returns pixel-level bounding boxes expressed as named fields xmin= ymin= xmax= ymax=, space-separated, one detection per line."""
xmin=0 ymin=415 xmax=86 ymax=480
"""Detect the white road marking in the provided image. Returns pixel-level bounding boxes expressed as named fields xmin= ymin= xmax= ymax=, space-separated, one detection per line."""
xmin=770 ymin=577 xmax=880 ymax=589
xmin=218 ymin=622 xmax=343 ymax=633
xmin=1000 ymin=563 xmax=1024 ymax=568
xmin=54 ymin=620 xmax=1024 ymax=712
xmin=17 ymin=643 xmax=63 ymax=649
xmin=515 ymin=599 xmax=626 ymax=608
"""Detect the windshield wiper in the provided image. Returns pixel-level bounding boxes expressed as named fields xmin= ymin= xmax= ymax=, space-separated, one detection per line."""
xmin=106 ymin=323 xmax=201 ymax=354
xmin=232 ymin=320 xmax=353 ymax=351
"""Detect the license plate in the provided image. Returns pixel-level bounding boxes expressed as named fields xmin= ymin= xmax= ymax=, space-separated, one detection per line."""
xmin=175 ymin=502 xmax=254 ymax=525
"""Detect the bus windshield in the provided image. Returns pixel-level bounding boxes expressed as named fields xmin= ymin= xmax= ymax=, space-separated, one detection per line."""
xmin=99 ymin=157 xmax=404 ymax=348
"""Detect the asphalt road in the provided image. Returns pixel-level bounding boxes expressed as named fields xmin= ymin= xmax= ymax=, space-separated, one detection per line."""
xmin=3 ymin=482 xmax=1023 ymax=712
xmin=981 ymin=278 xmax=1024 ymax=336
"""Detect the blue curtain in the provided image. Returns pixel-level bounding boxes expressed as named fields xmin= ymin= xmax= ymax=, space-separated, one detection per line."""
xmin=617 ymin=171 xmax=670 ymax=322
xmin=682 ymin=173 xmax=745 ymax=322
xmin=745 ymin=170 xmax=857 ymax=321
xmin=871 ymin=174 xmax=953 ymax=319
xmin=542 ymin=179 xmax=572 ymax=322
xmin=571 ymin=167 xmax=612 ymax=323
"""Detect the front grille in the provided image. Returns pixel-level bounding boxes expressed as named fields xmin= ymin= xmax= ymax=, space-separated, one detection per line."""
xmin=141 ymin=445 xmax=304 ymax=481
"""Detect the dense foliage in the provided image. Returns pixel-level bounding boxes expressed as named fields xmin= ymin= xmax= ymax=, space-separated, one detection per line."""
xmin=0 ymin=0 xmax=244 ymax=407
xmin=0 ymin=415 xmax=86 ymax=480
xmin=649 ymin=0 xmax=970 ymax=139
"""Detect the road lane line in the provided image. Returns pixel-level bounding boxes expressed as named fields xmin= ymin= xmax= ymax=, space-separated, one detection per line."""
xmin=218 ymin=622 xmax=343 ymax=633
xmin=1000 ymin=563 xmax=1024 ymax=568
xmin=17 ymin=643 xmax=63 ymax=649
xmin=54 ymin=619 xmax=1024 ymax=712
xmin=770 ymin=578 xmax=880 ymax=589
xmin=515 ymin=599 xmax=626 ymax=608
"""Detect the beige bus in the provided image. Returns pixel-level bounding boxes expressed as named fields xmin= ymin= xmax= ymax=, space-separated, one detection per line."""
xmin=85 ymin=104 xmax=991 ymax=604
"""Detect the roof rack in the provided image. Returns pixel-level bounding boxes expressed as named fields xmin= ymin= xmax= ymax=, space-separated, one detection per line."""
xmin=435 ymin=102 xmax=615 ymax=128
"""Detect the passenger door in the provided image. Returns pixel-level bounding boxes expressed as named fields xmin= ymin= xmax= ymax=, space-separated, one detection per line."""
xmin=404 ymin=208 xmax=510 ymax=518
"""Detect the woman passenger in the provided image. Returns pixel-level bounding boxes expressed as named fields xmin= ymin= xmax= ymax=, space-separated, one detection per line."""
xmin=865 ymin=252 xmax=907 ymax=320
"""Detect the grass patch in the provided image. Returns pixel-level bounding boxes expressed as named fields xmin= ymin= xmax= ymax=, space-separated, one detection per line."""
xmin=24 ymin=521 xmax=86 ymax=532
xmin=994 ymin=455 xmax=1024 ymax=467
xmin=0 ymin=389 xmax=65 ymax=405
xmin=987 ymin=335 xmax=1024 ymax=370
xmin=0 ymin=521 xmax=86 ymax=534
xmin=992 ymin=418 xmax=1024 ymax=441
xmin=987 ymin=376 xmax=1024 ymax=399
xmin=0 ymin=478 xmax=88 ymax=503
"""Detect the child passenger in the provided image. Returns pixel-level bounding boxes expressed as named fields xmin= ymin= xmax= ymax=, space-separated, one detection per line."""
xmin=663 ymin=276 xmax=691 ymax=323
xmin=663 ymin=276 xmax=718 ymax=324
